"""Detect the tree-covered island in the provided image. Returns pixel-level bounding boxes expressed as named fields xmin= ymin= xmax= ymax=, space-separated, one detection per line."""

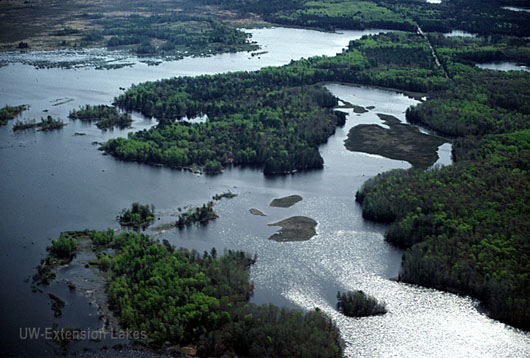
xmin=176 ymin=201 xmax=219 ymax=228
xmin=34 ymin=229 xmax=343 ymax=356
xmin=13 ymin=116 xmax=66 ymax=132
xmin=337 ymin=290 xmax=387 ymax=317
xmin=0 ymin=105 xmax=28 ymax=126
xmin=69 ymin=105 xmax=133 ymax=129
xmin=118 ymin=203 xmax=155 ymax=229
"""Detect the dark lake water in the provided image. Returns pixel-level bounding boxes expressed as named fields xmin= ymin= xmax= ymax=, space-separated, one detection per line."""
xmin=1 ymin=27 xmax=529 ymax=357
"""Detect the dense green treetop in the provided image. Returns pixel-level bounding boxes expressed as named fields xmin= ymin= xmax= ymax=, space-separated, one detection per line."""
xmin=86 ymin=229 xmax=344 ymax=356
xmin=102 ymin=31 xmax=528 ymax=174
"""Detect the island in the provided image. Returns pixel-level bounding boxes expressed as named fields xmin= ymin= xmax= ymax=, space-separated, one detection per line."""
xmin=344 ymin=113 xmax=447 ymax=168
xmin=33 ymin=229 xmax=342 ymax=357
xmin=268 ymin=216 xmax=317 ymax=242
xmin=269 ymin=194 xmax=303 ymax=208
xmin=249 ymin=208 xmax=266 ymax=216
xmin=212 ymin=190 xmax=238 ymax=200
xmin=176 ymin=201 xmax=218 ymax=228
xmin=0 ymin=104 xmax=28 ymax=126
xmin=118 ymin=202 xmax=155 ymax=230
xmin=13 ymin=116 xmax=66 ymax=132
xmin=94 ymin=21 xmax=530 ymax=330
xmin=152 ymin=194 xmax=237 ymax=232
xmin=68 ymin=105 xmax=132 ymax=129
xmin=100 ymin=32 xmax=456 ymax=174
xmin=337 ymin=290 xmax=387 ymax=317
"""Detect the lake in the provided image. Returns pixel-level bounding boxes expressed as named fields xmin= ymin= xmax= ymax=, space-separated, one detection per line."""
xmin=1 ymin=27 xmax=529 ymax=357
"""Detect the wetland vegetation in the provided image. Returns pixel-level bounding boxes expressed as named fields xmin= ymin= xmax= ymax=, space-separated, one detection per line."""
xmin=269 ymin=194 xmax=303 ymax=208
xmin=344 ymin=113 xmax=447 ymax=168
xmin=268 ymin=216 xmax=317 ymax=242
xmin=0 ymin=0 xmax=259 ymax=59
xmin=33 ymin=231 xmax=80 ymax=285
xmin=97 ymin=22 xmax=530 ymax=329
xmin=212 ymin=190 xmax=238 ymax=200
xmin=100 ymin=10 xmax=530 ymax=330
xmin=103 ymin=31 xmax=448 ymax=174
xmin=104 ymin=29 xmax=529 ymax=175
xmin=356 ymin=129 xmax=530 ymax=330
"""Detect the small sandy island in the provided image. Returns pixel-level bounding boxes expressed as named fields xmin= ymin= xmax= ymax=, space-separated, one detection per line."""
xmin=249 ymin=208 xmax=266 ymax=216
xmin=344 ymin=113 xmax=447 ymax=168
xmin=269 ymin=195 xmax=303 ymax=208
xmin=268 ymin=216 xmax=317 ymax=242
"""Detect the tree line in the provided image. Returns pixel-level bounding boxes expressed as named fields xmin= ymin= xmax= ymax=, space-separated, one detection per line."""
xmin=205 ymin=0 xmax=530 ymax=37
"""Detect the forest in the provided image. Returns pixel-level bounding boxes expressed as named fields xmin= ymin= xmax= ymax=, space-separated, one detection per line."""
xmin=104 ymin=30 xmax=528 ymax=174
xmin=105 ymin=83 xmax=342 ymax=174
xmin=103 ymin=31 xmax=451 ymax=174
xmin=356 ymin=131 xmax=530 ymax=329
xmin=349 ymin=17 xmax=530 ymax=331
xmin=97 ymin=13 xmax=257 ymax=58
xmin=206 ymin=0 xmax=530 ymax=36
xmin=36 ymin=229 xmax=343 ymax=356
xmin=101 ymin=26 xmax=530 ymax=329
